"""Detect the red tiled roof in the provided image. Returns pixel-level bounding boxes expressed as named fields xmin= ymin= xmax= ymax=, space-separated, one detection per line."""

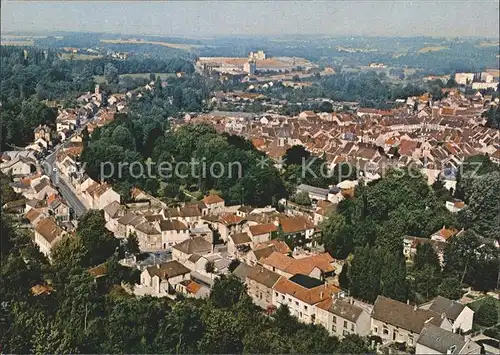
xmin=273 ymin=277 xmax=340 ymax=305
xmin=249 ymin=223 xmax=278 ymax=236
xmin=203 ymin=194 xmax=224 ymax=205
xmin=279 ymin=216 xmax=314 ymax=234
xmin=219 ymin=213 xmax=244 ymax=226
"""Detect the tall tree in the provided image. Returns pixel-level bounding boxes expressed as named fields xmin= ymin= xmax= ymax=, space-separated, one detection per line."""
xmin=438 ymin=276 xmax=463 ymax=300
xmin=380 ymin=250 xmax=407 ymax=302
xmin=413 ymin=243 xmax=440 ymax=271
xmin=320 ymin=213 xmax=353 ymax=259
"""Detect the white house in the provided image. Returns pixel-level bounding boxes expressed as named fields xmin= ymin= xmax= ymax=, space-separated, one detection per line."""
xmin=159 ymin=219 xmax=190 ymax=250
xmin=371 ymin=296 xmax=452 ymax=346
xmin=139 ymin=261 xmax=191 ymax=296
xmin=217 ymin=213 xmax=246 ymax=242
xmin=171 ymin=237 xmax=213 ymax=263
xmin=419 ymin=296 xmax=474 ymax=333
xmin=202 ymin=194 xmax=225 ymax=214
xmin=272 ymin=274 xmax=342 ymax=324
xmin=247 ymin=222 xmax=277 ymax=245
xmin=416 ymin=324 xmax=481 ymax=355
xmin=315 ymin=297 xmax=372 ymax=339
xmin=34 ymin=217 xmax=65 ymax=257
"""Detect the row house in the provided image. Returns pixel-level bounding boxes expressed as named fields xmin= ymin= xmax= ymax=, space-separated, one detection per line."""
xmin=83 ymin=182 xmax=121 ymax=210
xmin=233 ymin=263 xmax=281 ymax=309
xmin=217 ymin=213 xmax=246 ymax=241
xmin=315 ymin=297 xmax=372 ymax=339
xmin=260 ymin=251 xmax=336 ymax=280
xmin=272 ymin=274 xmax=343 ymax=324
xmin=47 ymin=194 xmax=70 ymax=222
xmin=371 ymin=296 xmax=452 ymax=347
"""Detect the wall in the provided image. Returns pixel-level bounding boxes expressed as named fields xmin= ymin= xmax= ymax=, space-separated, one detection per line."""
xmin=247 ymin=278 xmax=274 ymax=308
xmin=453 ymin=307 xmax=474 ymax=333
xmin=415 ymin=344 xmax=441 ymax=355
xmin=371 ymin=318 xmax=418 ymax=346
xmin=272 ymin=290 xmax=316 ymax=324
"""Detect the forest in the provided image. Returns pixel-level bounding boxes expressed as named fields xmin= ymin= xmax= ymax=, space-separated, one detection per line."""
xmin=323 ymin=157 xmax=500 ymax=305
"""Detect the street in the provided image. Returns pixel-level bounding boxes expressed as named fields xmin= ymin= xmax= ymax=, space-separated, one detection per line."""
xmin=42 ymin=132 xmax=89 ymax=218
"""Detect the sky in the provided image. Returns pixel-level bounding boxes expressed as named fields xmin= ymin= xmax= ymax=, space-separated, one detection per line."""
xmin=1 ymin=1 xmax=499 ymax=38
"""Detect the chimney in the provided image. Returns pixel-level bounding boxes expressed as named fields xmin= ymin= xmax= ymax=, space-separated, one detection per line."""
xmin=407 ymin=299 xmax=410 ymax=305
xmin=414 ymin=304 xmax=418 ymax=311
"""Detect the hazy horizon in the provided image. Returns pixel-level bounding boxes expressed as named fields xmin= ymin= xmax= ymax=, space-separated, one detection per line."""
xmin=2 ymin=1 xmax=499 ymax=39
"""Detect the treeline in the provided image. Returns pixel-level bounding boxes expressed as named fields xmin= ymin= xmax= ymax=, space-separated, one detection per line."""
xmin=263 ymin=71 xmax=427 ymax=109
xmin=0 ymin=211 xmax=370 ymax=353
xmin=86 ymin=57 xmax=194 ymax=76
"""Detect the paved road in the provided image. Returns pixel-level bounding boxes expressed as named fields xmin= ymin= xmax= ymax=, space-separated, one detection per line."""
xmin=42 ymin=134 xmax=88 ymax=217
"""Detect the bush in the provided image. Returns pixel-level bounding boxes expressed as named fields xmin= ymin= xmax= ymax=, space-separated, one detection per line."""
xmin=475 ymin=297 xmax=500 ymax=327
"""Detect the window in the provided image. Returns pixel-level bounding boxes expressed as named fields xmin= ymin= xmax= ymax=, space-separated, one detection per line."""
xmin=299 ymin=312 xmax=303 ymax=318
xmin=383 ymin=327 xmax=389 ymax=335
xmin=344 ymin=321 xmax=348 ymax=328
xmin=304 ymin=305 xmax=308 ymax=311
xmin=332 ymin=316 xmax=337 ymax=323
xmin=408 ymin=335 xmax=414 ymax=345
xmin=295 ymin=301 xmax=299 ymax=306
xmin=332 ymin=325 xmax=337 ymax=332
xmin=351 ymin=324 xmax=355 ymax=332
xmin=281 ymin=295 xmax=284 ymax=300
xmin=374 ymin=326 xmax=378 ymax=334
xmin=275 ymin=292 xmax=278 ymax=297
xmin=288 ymin=298 xmax=292 ymax=303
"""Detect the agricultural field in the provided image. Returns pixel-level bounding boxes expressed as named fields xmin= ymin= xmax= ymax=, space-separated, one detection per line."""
xmin=100 ymin=39 xmax=201 ymax=51
xmin=417 ymin=46 xmax=449 ymax=53
xmin=60 ymin=52 xmax=102 ymax=60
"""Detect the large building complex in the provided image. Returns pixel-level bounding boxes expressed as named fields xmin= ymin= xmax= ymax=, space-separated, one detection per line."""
xmin=196 ymin=50 xmax=317 ymax=75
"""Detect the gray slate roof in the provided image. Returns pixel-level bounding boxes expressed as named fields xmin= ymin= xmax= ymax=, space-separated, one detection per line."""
xmin=428 ymin=296 xmax=466 ymax=321
xmin=372 ymin=296 xmax=444 ymax=334
xmin=246 ymin=265 xmax=281 ymax=288
xmin=146 ymin=260 xmax=190 ymax=280
xmin=417 ymin=324 xmax=466 ymax=354
xmin=329 ymin=300 xmax=365 ymax=322
xmin=172 ymin=237 xmax=212 ymax=255
xmin=232 ymin=263 xmax=251 ymax=281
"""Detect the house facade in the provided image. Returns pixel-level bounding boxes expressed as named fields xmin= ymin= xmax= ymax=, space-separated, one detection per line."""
xmin=371 ymin=296 xmax=452 ymax=346
xmin=315 ymin=297 xmax=372 ymax=339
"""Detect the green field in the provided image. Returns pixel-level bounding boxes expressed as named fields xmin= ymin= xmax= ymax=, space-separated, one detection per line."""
xmin=61 ymin=53 xmax=102 ymax=61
